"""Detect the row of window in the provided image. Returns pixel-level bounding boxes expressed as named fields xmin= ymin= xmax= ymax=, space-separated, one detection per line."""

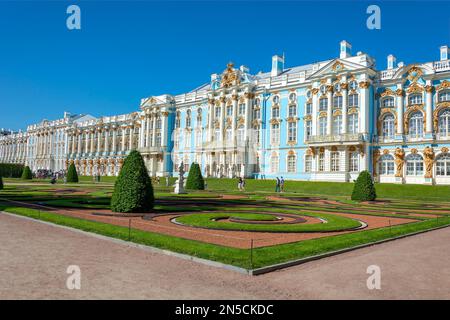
xmin=270 ymin=152 xmax=360 ymax=173
xmin=379 ymin=153 xmax=450 ymax=176
xmin=381 ymin=110 xmax=450 ymax=138
xmin=305 ymin=114 xmax=359 ymax=138
xmin=381 ymin=90 xmax=450 ymax=108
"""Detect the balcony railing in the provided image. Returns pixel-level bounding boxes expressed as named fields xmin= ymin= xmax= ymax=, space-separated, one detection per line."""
xmin=306 ymin=133 xmax=365 ymax=144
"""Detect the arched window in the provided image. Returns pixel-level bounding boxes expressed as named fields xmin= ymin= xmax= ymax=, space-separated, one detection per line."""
xmin=253 ymin=108 xmax=260 ymax=119
xmin=288 ymin=122 xmax=297 ymax=142
xmin=379 ymin=154 xmax=395 ymax=175
xmin=288 ymin=104 xmax=297 ymax=117
xmin=287 ymin=154 xmax=296 ymax=173
xmin=331 ymin=151 xmax=340 ymax=172
xmin=272 ymin=95 xmax=280 ymax=105
xmin=289 ymin=92 xmax=296 ymax=102
xmin=253 ymin=125 xmax=260 ymax=144
xmin=318 ymin=117 xmax=327 ymax=136
xmin=408 ymin=94 xmax=423 ymax=105
xmin=238 ymin=103 xmax=245 ymax=115
xmin=156 ymin=116 xmax=161 ymax=129
xmin=409 ymin=112 xmax=424 ymax=137
xmin=319 ymin=97 xmax=328 ymax=111
xmin=305 ymin=120 xmax=312 ymax=139
xmin=214 ymin=129 xmax=221 ymax=142
xmin=195 ymin=130 xmax=202 ymax=147
xmin=254 ymin=98 xmax=260 ymax=107
xmin=271 ymin=154 xmax=279 ymax=173
xmin=382 ymin=114 xmax=395 ymax=138
xmin=215 ymin=106 xmax=221 ymax=118
xmin=186 ymin=110 xmax=191 ymax=127
xmin=333 ymin=95 xmax=342 ymax=108
xmin=347 ymin=113 xmax=359 ymax=134
xmin=333 ymin=115 xmax=342 ymax=135
xmin=237 ymin=125 xmax=245 ymax=143
xmin=439 ymin=109 xmax=450 ymax=137
xmin=272 ymin=106 xmax=280 ymax=118
xmin=318 ymin=152 xmax=325 ymax=171
xmin=406 ymin=153 xmax=424 ymax=176
xmin=305 ymin=155 xmax=312 ymax=172
xmin=349 ymin=152 xmax=359 ymax=172
xmin=271 ymin=123 xmax=280 ymax=144
xmin=382 ymin=97 xmax=395 ymax=107
xmin=226 ymin=128 xmax=232 ymax=142
xmin=305 ymin=102 xmax=312 ymax=115
xmin=226 ymin=105 xmax=233 ymax=117
xmin=436 ymin=153 xmax=450 ymax=176
xmin=438 ymin=90 xmax=450 ymax=102
xmin=348 ymin=94 xmax=358 ymax=107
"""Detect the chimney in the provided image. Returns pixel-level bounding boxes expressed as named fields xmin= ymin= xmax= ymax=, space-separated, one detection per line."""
xmin=397 ymin=61 xmax=404 ymax=68
xmin=340 ymin=40 xmax=352 ymax=59
xmin=240 ymin=65 xmax=249 ymax=73
xmin=440 ymin=45 xmax=449 ymax=61
xmin=387 ymin=54 xmax=396 ymax=69
xmin=271 ymin=55 xmax=284 ymax=77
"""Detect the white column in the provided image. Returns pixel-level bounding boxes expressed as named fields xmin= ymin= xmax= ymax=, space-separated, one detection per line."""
xmin=312 ymin=89 xmax=318 ymax=136
xmin=121 ymin=127 xmax=126 ymax=151
xmin=112 ymin=128 xmax=117 ymax=153
xmin=139 ymin=117 xmax=145 ymax=148
xmin=90 ymin=130 xmax=95 ymax=153
xmin=104 ymin=128 xmax=110 ymax=153
xmin=359 ymin=81 xmax=370 ymax=134
xmin=77 ymin=132 xmax=82 ymax=154
xmin=326 ymin=85 xmax=333 ymax=135
xmin=244 ymin=93 xmax=252 ymax=140
xmin=425 ymin=84 xmax=433 ymax=134
xmin=145 ymin=116 xmax=151 ymax=147
xmin=396 ymin=88 xmax=404 ymax=135
xmin=342 ymin=84 xmax=348 ymax=134
xmin=129 ymin=126 xmax=134 ymax=150
xmin=152 ymin=118 xmax=157 ymax=147
xmin=161 ymin=112 xmax=169 ymax=147
xmin=231 ymin=95 xmax=238 ymax=143
xmin=97 ymin=129 xmax=102 ymax=153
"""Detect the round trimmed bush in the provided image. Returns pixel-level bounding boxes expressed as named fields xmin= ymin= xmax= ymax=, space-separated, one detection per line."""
xmin=0 ymin=175 xmax=3 ymax=190
xmin=66 ymin=163 xmax=79 ymax=183
xmin=185 ymin=162 xmax=204 ymax=190
xmin=21 ymin=166 xmax=32 ymax=180
xmin=351 ymin=170 xmax=377 ymax=201
xmin=111 ymin=150 xmax=154 ymax=213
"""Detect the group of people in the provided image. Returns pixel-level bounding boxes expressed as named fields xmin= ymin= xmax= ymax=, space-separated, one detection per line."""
xmin=275 ymin=176 xmax=285 ymax=193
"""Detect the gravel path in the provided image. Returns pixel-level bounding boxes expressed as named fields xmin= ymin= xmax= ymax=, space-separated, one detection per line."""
xmin=1 ymin=212 xmax=449 ymax=299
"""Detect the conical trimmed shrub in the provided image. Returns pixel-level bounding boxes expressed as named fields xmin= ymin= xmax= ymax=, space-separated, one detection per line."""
xmin=185 ymin=162 xmax=205 ymax=190
xmin=21 ymin=166 xmax=32 ymax=180
xmin=66 ymin=163 xmax=79 ymax=183
xmin=111 ymin=150 xmax=154 ymax=213
xmin=351 ymin=170 xmax=376 ymax=201
xmin=0 ymin=176 xmax=3 ymax=190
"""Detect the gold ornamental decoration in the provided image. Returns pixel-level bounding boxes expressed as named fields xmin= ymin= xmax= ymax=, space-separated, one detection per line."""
xmin=395 ymin=89 xmax=405 ymax=96
xmin=406 ymin=82 xmax=423 ymax=94
xmin=306 ymin=147 xmax=315 ymax=156
xmin=433 ymin=102 xmax=450 ymax=132
xmin=436 ymin=80 xmax=450 ymax=91
xmin=441 ymin=147 xmax=449 ymax=153
xmin=359 ymin=81 xmax=370 ymax=89
xmin=394 ymin=147 xmax=405 ymax=177
xmin=331 ymin=61 xmax=345 ymax=72
xmin=423 ymin=147 xmax=435 ymax=178
xmin=220 ymin=62 xmax=240 ymax=88
xmin=380 ymin=88 xmax=395 ymax=97
xmin=406 ymin=66 xmax=423 ymax=83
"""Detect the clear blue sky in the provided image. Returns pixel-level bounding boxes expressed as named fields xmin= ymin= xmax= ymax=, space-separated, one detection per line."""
xmin=1 ymin=1 xmax=449 ymax=130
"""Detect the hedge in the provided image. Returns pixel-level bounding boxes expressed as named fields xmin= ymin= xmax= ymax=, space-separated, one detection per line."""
xmin=0 ymin=163 xmax=24 ymax=178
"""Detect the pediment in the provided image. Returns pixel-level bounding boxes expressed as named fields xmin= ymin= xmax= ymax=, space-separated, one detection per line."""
xmin=391 ymin=64 xmax=434 ymax=82
xmin=308 ymin=59 xmax=368 ymax=80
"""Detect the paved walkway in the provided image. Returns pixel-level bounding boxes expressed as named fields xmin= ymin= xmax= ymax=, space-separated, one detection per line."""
xmin=0 ymin=212 xmax=449 ymax=299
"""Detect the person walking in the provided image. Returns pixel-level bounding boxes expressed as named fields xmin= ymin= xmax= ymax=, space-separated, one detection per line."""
xmin=237 ymin=177 xmax=243 ymax=191
xmin=275 ymin=177 xmax=280 ymax=193
xmin=280 ymin=176 xmax=285 ymax=193
xmin=241 ymin=177 xmax=246 ymax=192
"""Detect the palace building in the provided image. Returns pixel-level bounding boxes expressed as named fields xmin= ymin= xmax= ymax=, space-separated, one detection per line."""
xmin=1 ymin=40 xmax=450 ymax=185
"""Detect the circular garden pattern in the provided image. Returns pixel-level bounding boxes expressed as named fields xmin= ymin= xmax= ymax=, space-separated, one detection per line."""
xmin=174 ymin=211 xmax=365 ymax=233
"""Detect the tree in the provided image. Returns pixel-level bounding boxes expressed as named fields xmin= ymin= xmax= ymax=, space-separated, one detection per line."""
xmin=21 ymin=166 xmax=32 ymax=180
xmin=0 ymin=175 xmax=3 ymax=191
xmin=351 ymin=170 xmax=377 ymax=201
xmin=185 ymin=162 xmax=205 ymax=190
xmin=66 ymin=163 xmax=79 ymax=183
xmin=111 ymin=150 xmax=154 ymax=213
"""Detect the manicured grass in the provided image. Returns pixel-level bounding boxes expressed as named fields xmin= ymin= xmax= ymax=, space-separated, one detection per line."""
xmin=176 ymin=211 xmax=363 ymax=232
